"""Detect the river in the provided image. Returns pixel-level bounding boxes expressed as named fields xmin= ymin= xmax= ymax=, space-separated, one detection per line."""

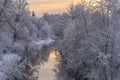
xmin=38 ymin=51 xmax=57 ymax=80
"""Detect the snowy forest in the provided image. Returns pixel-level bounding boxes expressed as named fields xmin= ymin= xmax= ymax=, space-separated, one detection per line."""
xmin=0 ymin=0 xmax=120 ymax=80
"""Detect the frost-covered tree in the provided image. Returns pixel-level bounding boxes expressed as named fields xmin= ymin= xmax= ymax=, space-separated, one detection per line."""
xmin=0 ymin=54 xmax=28 ymax=80
xmin=55 ymin=0 xmax=120 ymax=80
xmin=0 ymin=0 xmax=49 ymax=80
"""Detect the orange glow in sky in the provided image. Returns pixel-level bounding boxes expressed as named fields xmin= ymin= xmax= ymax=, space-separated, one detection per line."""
xmin=27 ymin=0 xmax=80 ymax=15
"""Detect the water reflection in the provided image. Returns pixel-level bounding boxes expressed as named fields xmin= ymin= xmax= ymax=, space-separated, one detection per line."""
xmin=38 ymin=51 xmax=57 ymax=80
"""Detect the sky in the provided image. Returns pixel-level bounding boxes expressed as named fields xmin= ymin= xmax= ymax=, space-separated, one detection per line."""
xmin=27 ymin=0 xmax=80 ymax=15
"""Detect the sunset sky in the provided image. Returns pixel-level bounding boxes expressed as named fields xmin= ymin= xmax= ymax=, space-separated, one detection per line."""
xmin=27 ymin=0 xmax=80 ymax=15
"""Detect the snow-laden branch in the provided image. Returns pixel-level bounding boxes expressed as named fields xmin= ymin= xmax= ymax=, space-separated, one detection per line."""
xmin=0 ymin=54 xmax=27 ymax=80
xmin=31 ymin=38 xmax=54 ymax=47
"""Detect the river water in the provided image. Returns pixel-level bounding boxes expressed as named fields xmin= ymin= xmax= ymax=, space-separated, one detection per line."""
xmin=38 ymin=51 xmax=57 ymax=80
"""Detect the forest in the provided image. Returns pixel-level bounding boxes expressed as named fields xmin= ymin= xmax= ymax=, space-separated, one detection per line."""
xmin=0 ymin=0 xmax=120 ymax=80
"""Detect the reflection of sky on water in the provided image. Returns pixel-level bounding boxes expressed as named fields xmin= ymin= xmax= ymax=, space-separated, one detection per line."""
xmin=38 ymin=52 xmax=56 ymax=80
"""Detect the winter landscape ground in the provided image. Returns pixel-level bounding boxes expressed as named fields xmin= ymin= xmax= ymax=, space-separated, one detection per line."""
xmin=0 ymin=0 xmax=120 ymax=80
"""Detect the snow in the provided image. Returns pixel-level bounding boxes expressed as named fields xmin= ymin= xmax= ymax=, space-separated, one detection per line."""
xmin=32 ymin=38 xmax=54 ymax=46
xmin=1 ymin=54 xmax=21 ymax=63
xmin=0 ymin=54 xmax=22 ymax=80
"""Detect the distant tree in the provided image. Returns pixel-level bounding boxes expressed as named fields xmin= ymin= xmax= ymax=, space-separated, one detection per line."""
xmin=67 ymin=1 xmax=74 ymax=19
xmin=32 ymin=11 xmax=35 ymax=16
